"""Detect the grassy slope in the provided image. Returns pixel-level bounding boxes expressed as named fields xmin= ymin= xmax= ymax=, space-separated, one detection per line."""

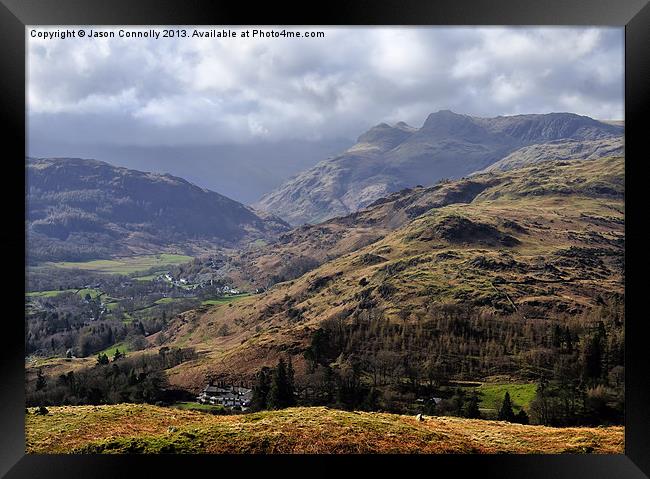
xmin=25 ymin=404 xmax=623 ymax=454
xmin=201 ymin=293 xmax=251 ymax=306
xmin=98 ymin=342 xmax=131 ymax=358
xmin=154 ymin=157 xmax=623 ymax=389
xmin=476 ymin=383 xmax=537 ymax=414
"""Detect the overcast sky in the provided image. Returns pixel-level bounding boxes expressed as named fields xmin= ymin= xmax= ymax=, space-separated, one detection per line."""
xmin=28 ymin=26 xmax=624 ymax=148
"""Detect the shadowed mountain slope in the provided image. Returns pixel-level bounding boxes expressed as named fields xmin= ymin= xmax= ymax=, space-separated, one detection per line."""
xmin=27 ymin=157 xmax=289 ymax=262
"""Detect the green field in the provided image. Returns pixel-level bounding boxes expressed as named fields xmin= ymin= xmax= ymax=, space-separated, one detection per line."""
xmin=46 ymin=254 xmax=193 ymax=275
xmin=27 ymin=287 xmax=113 ymax=301
xmin=133 ymin=272 xmax=164 ymax=282
xmin=26 ymin=289 xmax=76 ymax=298
xmin=98 ymin=342 xmax=130 ymax=358
xmin=201 ymin=293 xmax=251 ymax=306
xmin=475 ymin=383 xmax=537 ymax=413
xmin=76 ymin=288 xmax=104 ymax=299
xmin=154 ymin=297 xmax=184 ymax=305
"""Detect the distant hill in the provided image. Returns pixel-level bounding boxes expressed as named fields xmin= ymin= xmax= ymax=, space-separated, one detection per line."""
xmin=255 ymin=111 xmax=623 ymax=225
xmin=27 ymin=157 xmax=289 ymax=263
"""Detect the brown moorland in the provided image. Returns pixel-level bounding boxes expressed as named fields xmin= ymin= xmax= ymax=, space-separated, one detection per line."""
xmin=25 ymin=404 xmax=623 ymax=454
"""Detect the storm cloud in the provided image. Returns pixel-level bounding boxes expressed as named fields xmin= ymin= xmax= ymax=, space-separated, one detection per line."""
xmin=28 ymin=26 xmax=624 ymax=148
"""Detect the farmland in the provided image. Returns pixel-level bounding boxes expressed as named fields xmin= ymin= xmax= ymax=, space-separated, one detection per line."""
xmin=98 ymin=342 xmax=131 ymax=358
xmin=45 ymin=254 xmax=193 ymax=275
xmin=476 ymin=383 xmax=537 ymax=414
xmin=201 ymin=293 xmax=251 ymax=306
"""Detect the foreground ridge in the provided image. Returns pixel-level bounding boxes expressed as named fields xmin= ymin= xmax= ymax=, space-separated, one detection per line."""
xmin=26 ymin=404 xmax=623 ymax=454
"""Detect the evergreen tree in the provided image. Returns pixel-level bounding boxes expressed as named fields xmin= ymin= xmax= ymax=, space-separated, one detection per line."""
xmin=464 ymin=392 xmax=482 ymax=419
xmin=583 ymin=333 xmax=603 ymax=382
xmin=35 ymin=368 xmax=47 ymax=391
xmin=268 ymin=358 xmax=291 ymax=409
xmin=451 ymin=388 xmax=466 ymax=416
xmin=96 ymin=353 xmax=109 ymax=365
xmin=515 ymin=408 xmax=529 ymax=424
xmin=552 ymin=324 xmax=562 ymax=348
xmin=564 ymin=327 xmax=573 ymax=352
xmin=286 ymin=356 xmax=296 ymax=406
xmin=498 ymin=391 xmax=516 ymax=422
xmin=323 ymin=365 xmax=335 ymax=404
xmin=113 ymin=348 xmax=123 ymax=361
xmin=250 ymin=367 xmax=271 ymax=411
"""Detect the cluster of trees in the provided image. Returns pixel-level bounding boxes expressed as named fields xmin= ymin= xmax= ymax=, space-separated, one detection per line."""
xmin=289 ymin=299 xmax=624 ymax=425
xmin=528 ymin=371 xmax=623 ymax=426
xmin=250 ymin=358 xmax=297 ymax=410
xmin=26 ymin=267 xmax=106 ymax=292
xmin=27 ymin=347 xmax=197 ymax=407
xmin=497 ymin=392 xmax=529 ymax=424
xmin=26 ymin=310 xmax=156 ymax=358
xmin=268 ymin=255 xmax=320 ymax=286
xmin=96 ymin=348 xmax=124 ymax=365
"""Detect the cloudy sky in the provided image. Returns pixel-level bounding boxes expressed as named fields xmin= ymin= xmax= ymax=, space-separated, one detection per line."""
xmin=28 ymin=26 xmax=624 ymax=149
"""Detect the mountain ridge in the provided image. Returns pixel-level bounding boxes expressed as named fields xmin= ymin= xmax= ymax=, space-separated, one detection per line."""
xmin=255 ymin=111 xmax=623 ymax=225
xmin=27 ymin=157 xmax=289 ymax=263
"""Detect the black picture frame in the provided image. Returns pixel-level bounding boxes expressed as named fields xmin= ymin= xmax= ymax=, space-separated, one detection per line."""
xmin=1 ymin=0 xmax=648 ymax=477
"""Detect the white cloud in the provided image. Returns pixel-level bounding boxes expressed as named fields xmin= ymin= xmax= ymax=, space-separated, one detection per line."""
xmin=27 ymin=26 xmax=624 ymax=147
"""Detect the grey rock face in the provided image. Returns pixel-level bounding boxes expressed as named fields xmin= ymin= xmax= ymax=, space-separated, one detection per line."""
xmin=256 ymin=111 xmax=623 ymax=225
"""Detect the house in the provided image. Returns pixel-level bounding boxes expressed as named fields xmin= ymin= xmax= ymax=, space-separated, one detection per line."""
xmin=197 ymin=383 xmax=253 ymax=409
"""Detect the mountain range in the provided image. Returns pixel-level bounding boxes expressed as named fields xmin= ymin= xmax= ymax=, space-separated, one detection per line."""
xmin=255 ymin=111 xmax=623 ymax=225
xmin=26 ymin=157 xmax=289 ymax=263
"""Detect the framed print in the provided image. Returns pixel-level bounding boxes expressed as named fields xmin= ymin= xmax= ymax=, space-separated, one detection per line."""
xmin=1 ymin=0 xmax=648 ymax=477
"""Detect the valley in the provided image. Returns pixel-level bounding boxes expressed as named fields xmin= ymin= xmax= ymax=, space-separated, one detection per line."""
xmin=24 ymin=114 xmax=625 ymax=454
xmin=22 ymin=23 xmax=630 ymax=457
xmin=26 ymin=155 xmax=625 ymax=448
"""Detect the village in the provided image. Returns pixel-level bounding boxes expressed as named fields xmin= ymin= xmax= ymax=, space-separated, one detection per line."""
xmin=196 ymin=383 xmax=253 ymax=410
xmin=25 ymin=262 xmax=254 ymax=360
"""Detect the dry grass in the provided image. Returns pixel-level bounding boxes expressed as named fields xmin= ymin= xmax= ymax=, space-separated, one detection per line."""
xmin=25 ymin=404 xmax=623 ymax=454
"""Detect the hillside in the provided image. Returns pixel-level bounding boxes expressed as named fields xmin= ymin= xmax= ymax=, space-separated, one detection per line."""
xmin=473 ymin=137 xmax=624 ymax=175
xmin=27 ymin=157 xmax=289 ymax=262
xmin=149 ymin=156 xmax=624 ymax=391
xmin=255 ymin=111 xmax=622 ymax=225
xmin=25 ymin=405 xmax=623 ymax=454
xmin=201 ymin=174 xmax=506 ymax=289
